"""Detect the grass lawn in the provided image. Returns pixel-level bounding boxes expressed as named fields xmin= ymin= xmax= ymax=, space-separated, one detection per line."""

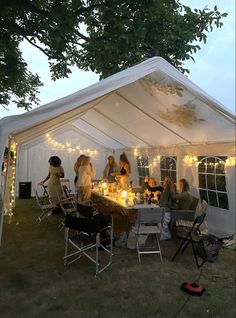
xmin=0 ymin=198 xmax=235 ymax=318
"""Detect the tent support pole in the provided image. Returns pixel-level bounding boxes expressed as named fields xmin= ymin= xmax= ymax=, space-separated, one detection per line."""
xmin=0 ymin=137 xmax=12 ymax=246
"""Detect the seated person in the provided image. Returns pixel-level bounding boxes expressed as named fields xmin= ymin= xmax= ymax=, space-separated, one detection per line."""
xmin=170 ymin=178 xmax=192 ymax=210
xmin=144 ymin=176 xmax=163 ymax=201
xmin=159 ymin=178 xmax=192 ymax=240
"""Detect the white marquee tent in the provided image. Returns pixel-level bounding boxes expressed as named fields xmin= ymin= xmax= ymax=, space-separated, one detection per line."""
xmin=0 ymin=57 xmax=235 ymax=243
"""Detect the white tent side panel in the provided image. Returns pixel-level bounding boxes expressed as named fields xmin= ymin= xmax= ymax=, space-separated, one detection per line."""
xmin=17 ymin=129 xmax=108 ymax=196
xmin=113 ymin=143 xmax=235 ymax=236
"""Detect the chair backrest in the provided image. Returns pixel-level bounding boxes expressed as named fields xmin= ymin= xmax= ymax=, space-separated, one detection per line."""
xmin=192 ymin=213 xmax=206 ymax=233
xmin=77 ymin=202 xmax=97 ymax=218
xmin=35 ymin=189 xmax=40 ymax=204
xmin=59 ymin=199 xmax=77 ymax=215
xmin=35 ymin=189 xmax=52 ymax=208
xmin=60 ymin=179 xmax=71 ymax=191
xmin=199 ymin=200 xmax=208 ymax=214
xmin=189 ymin=196 xmax=199 ymax=211
xmin=137 ymin=208 xmax=164 ymax=224
xmin=62 ymin=185 xmax=71 ymax=198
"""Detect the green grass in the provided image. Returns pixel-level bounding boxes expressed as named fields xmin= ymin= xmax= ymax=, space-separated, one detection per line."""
xmin=0 ymin=199 xmax=235 ymax=318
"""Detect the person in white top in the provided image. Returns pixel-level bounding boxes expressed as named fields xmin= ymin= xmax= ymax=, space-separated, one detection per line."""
xmin=77 ymin=155 xmax=96 ymax=202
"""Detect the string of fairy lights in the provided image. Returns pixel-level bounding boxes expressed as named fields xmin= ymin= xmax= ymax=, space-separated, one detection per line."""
xmin=46 ymin=134 xmax=98 ymax=155
xmin=6 ymin=134 xmax=99 ymax=217
xmin=8 ymin=141 xmax=17 ymax=217
xmin=133 ymin=148 xmax=236 ymax=168
xmin=4 ymin=144 xmax=235 ymax=218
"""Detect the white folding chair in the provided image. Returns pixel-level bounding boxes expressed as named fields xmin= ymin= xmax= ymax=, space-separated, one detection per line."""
xmin=60 ymin=179 xmax=74 ymax=198
xmin=133 ymin=207 xmax=165 ymax=263
xmin=34 ymin=189 xmax=56 ymax=224
xmin=57 ymin=193 xmax=77 ymax=231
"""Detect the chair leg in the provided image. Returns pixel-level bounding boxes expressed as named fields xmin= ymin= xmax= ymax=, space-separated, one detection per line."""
xmin=156 ymin=234 xmax=163 ymax=262
xmin=192 ymin=241 xmax=206 ymax=268
xmin=136 ymin=235 xmax=141 ymax=263
xmin=64 ymin=228 xmax=69 ymax=266
xmin=95 ymin=232 xmax=100 ymax=275
xmin=180 ymin=240 xmax=190 ymax=255
xmin=171 ymin=237 xmax=190 ymax=262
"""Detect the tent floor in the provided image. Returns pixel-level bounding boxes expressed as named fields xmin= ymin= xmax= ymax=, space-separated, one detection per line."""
xmin=0 ymin=198 xmax=235 ymax=318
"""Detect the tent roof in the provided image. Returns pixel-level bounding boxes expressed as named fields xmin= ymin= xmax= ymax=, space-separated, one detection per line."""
xmin=0 ymin=56 xmax=235 ymax=160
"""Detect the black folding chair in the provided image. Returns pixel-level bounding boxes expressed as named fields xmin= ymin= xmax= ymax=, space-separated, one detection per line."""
xmin=171 ymin=213 xmax=207 ymax=268
xmin=64 ymin=213 xmax=113 ymax=275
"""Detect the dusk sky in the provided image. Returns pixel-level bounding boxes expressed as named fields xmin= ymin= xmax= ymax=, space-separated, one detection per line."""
xmin=0 ymin=0 xmax=235 ymax=118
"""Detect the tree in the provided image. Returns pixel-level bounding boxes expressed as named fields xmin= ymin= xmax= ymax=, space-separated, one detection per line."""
xmin=0 ymin=0 xmax=227 ymax=110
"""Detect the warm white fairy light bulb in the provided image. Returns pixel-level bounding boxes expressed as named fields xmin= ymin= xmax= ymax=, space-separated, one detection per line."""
xmin=46 ymin=134 xmax=98 ymax=155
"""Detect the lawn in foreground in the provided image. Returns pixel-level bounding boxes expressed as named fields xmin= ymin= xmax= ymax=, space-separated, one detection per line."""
xmin=0 ymin=198 xmax=235 ymax=318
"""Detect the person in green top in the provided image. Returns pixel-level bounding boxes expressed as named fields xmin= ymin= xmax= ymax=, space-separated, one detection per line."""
xmin=170 ymin=178 xmax=192 ymax=210
xmin=159 ymin=178 xmax=192 ymax=240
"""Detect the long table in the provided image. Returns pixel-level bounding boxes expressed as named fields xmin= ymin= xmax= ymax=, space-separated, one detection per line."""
xmin=91 ymin=190 xmax=161 ymax=237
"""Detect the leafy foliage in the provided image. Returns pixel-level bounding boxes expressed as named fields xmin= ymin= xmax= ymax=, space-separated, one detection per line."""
xmin=0 ymin=0 xmax=227 ymax=110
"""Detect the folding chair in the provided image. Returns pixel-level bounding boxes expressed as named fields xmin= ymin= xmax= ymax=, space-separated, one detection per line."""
xmin=42 ymin=185 xmax=49 ymax=197
xmin=171 ymin=212 xmax=207 ymax=268
xmin=63 ymin=213 xmax=113 ymax=275
xmin=175 ymin=200 xmax=208 ymax=229
xmin=170 ymin=196 xmax=199 ymax=231
xmin=34 ymin=189 xmax=56 ymax=224
xmin=132 ymin=207 xmax=165 ymax=263
xmin=62 ymin=184 xmax=75 ymax=199
xmin=57 ymin=196 xmax=77 ymax=231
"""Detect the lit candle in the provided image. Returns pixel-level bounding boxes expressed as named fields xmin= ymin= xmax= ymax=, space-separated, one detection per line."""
xmin=102 ymin=182 xmax=107 ymax=189
xmin=122 ymin=190 xmax=127 ymax=198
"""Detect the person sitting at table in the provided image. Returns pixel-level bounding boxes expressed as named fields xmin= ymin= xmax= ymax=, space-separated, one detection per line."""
xmin=159 ymin=178 xmax=193 ymax=240
xmin=144 ymin=176 xmax=163 ymax=201
xmin=77 ymin=155 xmax=96 ymax=202
xmin=115 ymin=152 xmax=131 ymax=189
xmin=158 ymin=177 xmax=176 ymax=209
xmin=170 ymin=178 xmax=193 ymax=210
xmin=158 ymin=177 xmax=176 ymax=240
xmin=103 ymin=155 xmax=119 ymax=183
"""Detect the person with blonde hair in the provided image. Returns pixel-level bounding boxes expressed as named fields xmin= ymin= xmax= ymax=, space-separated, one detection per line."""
xmin=144 ymin=176 xmax=163 ymax=201
xmin=76 ymin=155 xmax=96 ymax=202
xmin=74 ymin=154 xmax=85 ymax=185
xmin=103 ymin=155 xmax=119 ymax=183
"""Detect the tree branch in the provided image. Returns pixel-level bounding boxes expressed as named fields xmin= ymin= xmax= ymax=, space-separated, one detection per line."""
xmin=0 ymin=20 xmax=31 ymax=36
xmin=24 ymin=36 xmax=59 ymax=59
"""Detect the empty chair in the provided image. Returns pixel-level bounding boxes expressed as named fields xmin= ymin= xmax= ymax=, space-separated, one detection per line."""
xmin=171 ymin=212 xmax=207 ymax=268
xmin=60 ymin=178 xmax=71 ymax=192
xmin=132 ymin=207 xmax=165 ymax=263
xmin=34 ymin=189 xmax=56 ymax=223
xmin=42 ymin=185 xmax=49 ymax=199
xmin=57 ymin=192 xmax=77 ymax=231
xmin=59 ymin=198 xmax=77 ymax=215
xmin=63 ymin=213 xmax=113 ymax=275
xmin=62 ymin=184 xmax=75 ymax=200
